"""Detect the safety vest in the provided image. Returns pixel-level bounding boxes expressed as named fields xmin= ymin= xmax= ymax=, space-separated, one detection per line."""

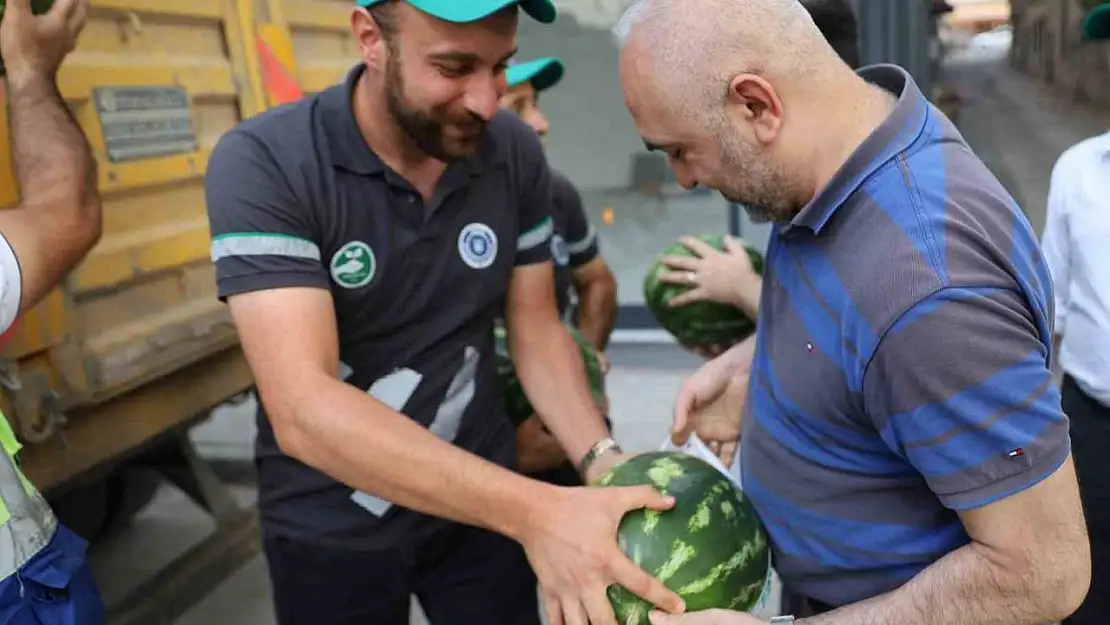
xmin=0 ymin=411 xmax=57 ymax=582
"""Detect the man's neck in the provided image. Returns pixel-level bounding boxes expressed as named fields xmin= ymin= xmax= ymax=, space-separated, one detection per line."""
xmin=806 ymin=78 xmax=898 ymax=201
xmin=351 ymin=71 xmax=446 ymax=189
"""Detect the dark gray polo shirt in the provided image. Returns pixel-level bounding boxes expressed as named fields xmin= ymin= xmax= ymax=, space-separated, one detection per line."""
xmin=739 ymin=64 xmax=1067 ymax=606
xmin=548 ymin=170 xmax=600 ymax=320
xmin=204 ymin=64 xmax=556 ymax=549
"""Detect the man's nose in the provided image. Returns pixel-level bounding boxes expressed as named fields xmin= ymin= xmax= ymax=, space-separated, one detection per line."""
xmin=465 ymin=74 xmax=505 ymax=121
xmin=672 ymin=162 xmax=698 ymax=190
xmin=528 ymin=110 xmax=550 ymax=136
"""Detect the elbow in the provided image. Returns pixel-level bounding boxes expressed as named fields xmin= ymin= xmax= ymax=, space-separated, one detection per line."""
xmin=1020 ymin=535 xmax=1091 ymax=622
xmin=1045 ymin=544 xmax=1091 ymax=621
xmin=258 ymin=386 xmax=314 ymax=463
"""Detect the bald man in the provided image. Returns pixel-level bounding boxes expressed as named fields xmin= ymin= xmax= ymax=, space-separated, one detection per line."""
xmin=612 ymin=1 xmax=1090 ymax=624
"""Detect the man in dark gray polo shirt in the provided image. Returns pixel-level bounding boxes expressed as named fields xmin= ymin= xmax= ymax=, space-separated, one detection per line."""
xmin=203 ymin=1 xmax=684 ymax=625
xmin=614 ymin=0 xmax=1090 ymax=624
xmin=499 ymin=55 xmax=619 ymax=483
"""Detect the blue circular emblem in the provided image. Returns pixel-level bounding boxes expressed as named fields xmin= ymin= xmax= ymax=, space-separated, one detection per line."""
xmin=458 ymin=222 xmax=498 ymax=269
xmin=550 ymin=234 xmax=570 ymax=267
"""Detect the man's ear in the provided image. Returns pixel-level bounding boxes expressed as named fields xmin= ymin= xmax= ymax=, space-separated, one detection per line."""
xmin=352 ymin=7 xmax=389 ymax=70
xmin=726 ymin=73 xmax=784 ymax=145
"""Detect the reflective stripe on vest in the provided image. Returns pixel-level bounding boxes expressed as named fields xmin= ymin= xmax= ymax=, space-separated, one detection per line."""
xmin=0 ymin=414 xmax=57 ymax=582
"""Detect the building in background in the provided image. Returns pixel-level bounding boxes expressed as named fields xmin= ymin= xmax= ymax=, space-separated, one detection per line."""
xmin=1010 ymin=0 xmax=1110 ymax=105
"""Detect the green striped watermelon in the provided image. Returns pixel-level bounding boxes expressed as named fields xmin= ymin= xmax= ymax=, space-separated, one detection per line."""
xmin=493 ymin=323 xmax=606 ymax=427
xmin=596 ymin=451 xmax=771 ymax=624
xmin=643 ymin=234 xmax=764 ymax=350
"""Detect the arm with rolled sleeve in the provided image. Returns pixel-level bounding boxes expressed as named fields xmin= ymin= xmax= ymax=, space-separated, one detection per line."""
xmin=503 ymin=130 xmax=611 ymax=479
xmin=206 ymin=129 xmax=548 ymax=539
xmin=797 ymin=286 xmax=1089 ymax=625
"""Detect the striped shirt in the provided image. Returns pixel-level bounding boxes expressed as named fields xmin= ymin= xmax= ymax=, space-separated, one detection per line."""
xmin=739 ymin=64 xmax=1068 ymax=607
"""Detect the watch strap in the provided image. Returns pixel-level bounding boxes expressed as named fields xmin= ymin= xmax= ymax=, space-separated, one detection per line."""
xmin=577 ymin=436 xmax=622 ymax=477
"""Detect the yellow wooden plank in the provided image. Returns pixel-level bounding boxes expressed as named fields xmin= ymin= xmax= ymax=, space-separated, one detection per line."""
xmin=135 ymin=227 xmax=212 ymax=274
xmin=299 ymin=64 xmax=350 ymax=94
xmin=283 ymin=0 xmax=349 ymax=31
xmin=58 ymin=64 xmax=236 ymax=101
xmin=0 ymin=86 xmax=17 ymax=209
xmin=91 ymin=0 xmax=225 ymax=20
xmin=72 ymin=219 xmax=213 ymax=292
xmin=97 ymin=152 xmax=210 ymax=196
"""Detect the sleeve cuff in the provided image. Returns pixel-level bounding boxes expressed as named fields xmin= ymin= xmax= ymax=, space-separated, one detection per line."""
xmin=217 ymin=271 xmax=332 ymax=301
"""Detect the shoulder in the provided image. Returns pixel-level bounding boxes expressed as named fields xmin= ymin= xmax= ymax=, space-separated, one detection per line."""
xmin=1054 ymin=133 xmax=1108 ymax=169
xmin=210 ymin=95 xmax=321 ymax=172
xmin=486 ymin=109 xmax=546 ymax=167
xmin=834 ymin=128 xmax=1039 ymax=337
xmin=549 ymin=169 xmax=580 ymax=204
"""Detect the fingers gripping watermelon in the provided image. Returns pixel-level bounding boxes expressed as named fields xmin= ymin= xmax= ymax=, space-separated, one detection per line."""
xmin=643 ymin=234 xmax=764 ymax=350
xmin=493 ymin=323 xmax=606 ymax=427
xmin=596 ymin=451 xmax=771 ymax=625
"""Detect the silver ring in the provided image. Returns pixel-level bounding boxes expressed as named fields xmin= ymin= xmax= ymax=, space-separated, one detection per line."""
xmin=685 ymin=271 xmax=697 ymax=285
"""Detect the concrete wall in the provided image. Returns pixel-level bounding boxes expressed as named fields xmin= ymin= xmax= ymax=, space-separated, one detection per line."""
xmin=1010 ymin=0 xmax=1110 ymax=105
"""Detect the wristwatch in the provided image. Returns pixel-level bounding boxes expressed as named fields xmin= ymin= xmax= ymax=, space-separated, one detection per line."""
xmin=769 ymin=616 xmax=795 ymax=624
xmin=577 ymin=436 xmax=622 ymax=477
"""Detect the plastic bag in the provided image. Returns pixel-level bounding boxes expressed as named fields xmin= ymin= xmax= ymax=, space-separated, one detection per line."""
xmin=659 ymin=432 xmax=743 ymax=489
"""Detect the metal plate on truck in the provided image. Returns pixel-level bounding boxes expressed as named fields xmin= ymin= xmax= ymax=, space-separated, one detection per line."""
xmin=93 ymin=86 xmax=199 ymax=163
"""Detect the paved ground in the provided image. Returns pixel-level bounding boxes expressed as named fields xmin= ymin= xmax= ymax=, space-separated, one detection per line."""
xmin=83 ymin=44 xmax=1109 ymax=624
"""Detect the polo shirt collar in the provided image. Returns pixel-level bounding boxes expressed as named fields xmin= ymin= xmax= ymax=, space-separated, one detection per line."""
xmin=789 ymin=63 xmax=930 ymax=234
xmin=320 ymin=63 xmax=499 ymax=177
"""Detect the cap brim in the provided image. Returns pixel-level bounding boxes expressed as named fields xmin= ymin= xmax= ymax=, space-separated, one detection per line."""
xmin=373 ymin=0 xmax=556 ymax=24
xmin=1083 ymin=4 xmax=1110 ymax=41
xmin=506 ymin=56 xmax=565 ymax=91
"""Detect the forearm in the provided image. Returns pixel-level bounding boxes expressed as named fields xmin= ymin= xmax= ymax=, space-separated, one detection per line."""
xmin=575 ymin=281 xmax=617 ymax=351
xmin=510 ymin=322 xmax=609 ymax=466
xmin=276 ymin=373 xmax=548 ymax=541
xmin=727 ymin=276 xmax=761 ymax=320
xmin=9 ymin=73 xmax=99 ymax=237
xmin=800 ymin=541 xmax=1078 ymax=625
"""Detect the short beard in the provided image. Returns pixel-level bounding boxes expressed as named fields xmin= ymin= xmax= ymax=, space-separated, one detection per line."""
xmin=383 ymin=45 xmax=486 ymax=162
xmin=716 ymin=124 xmax=802 ymax=224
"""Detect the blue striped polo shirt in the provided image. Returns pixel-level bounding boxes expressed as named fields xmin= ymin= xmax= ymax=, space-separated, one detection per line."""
xmin=739 ymin=64 xmax=1069 ymax=607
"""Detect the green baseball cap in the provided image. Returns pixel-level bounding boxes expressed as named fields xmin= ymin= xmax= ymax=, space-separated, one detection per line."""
xmin=506 ymin=56 xmax=565 ymax=92
xmin=1083 ymin=3 xmax=1110 ymax=41
xmin=358 ymin=0 xmax=557 ymax=24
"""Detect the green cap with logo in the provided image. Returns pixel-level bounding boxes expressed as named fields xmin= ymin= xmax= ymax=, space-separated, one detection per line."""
xmin=357 ymin=0 xmax=557 ymax=24
xmin=506 ymin=56 xmax=565 ymax=91
xmin=1083 ymin=3 xmax=1110 ymax=41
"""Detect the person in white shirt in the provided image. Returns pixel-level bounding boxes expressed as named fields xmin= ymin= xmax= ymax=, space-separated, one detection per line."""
xmin=1041 ymin=130 xmax=1110 ymax=625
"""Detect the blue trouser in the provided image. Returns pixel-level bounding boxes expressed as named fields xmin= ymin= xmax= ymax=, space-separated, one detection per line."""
xmin=0 ymin=524 xmax=105 ymax=625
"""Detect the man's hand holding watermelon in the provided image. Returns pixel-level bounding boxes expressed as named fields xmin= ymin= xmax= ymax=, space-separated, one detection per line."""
xmin=672 ymin=337 xmax=756 ymax=467
xmin=656 ymin=235 xmax=762 ymax=322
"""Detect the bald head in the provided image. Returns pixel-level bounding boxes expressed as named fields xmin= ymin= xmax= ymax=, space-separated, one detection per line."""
xmin=612 ymin=0 xmax=889 ymax=224
xmin=614 ymin=0 xmax=847 ymax=107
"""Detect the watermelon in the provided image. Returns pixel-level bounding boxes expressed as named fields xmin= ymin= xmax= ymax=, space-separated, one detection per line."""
xmin=596 ymin=451 xmax=771 ymax=624
xmin=643 ymin=234 xmax=764 ymax=350
xmin=0 ymin=1 xmax=58 ymax=77
xmin=493 ymin=323 xmax=606 ymax=427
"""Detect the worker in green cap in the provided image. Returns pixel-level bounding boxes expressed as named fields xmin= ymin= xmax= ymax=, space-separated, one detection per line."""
xmin=203 ymin=1 xmax=685 ymax=624
xmin=499 ymin=56 xmax=619 ymax=484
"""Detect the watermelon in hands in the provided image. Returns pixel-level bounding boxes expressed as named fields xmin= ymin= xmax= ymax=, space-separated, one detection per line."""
xmin=643 ymin=234 xmax=764 ymax=351
xmin=595 ymin=451 xmax=771 ymax=625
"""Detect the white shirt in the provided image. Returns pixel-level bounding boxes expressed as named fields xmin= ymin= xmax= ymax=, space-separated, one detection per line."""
xmin=1041 ymin=131 xmax=1110 ymax=407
